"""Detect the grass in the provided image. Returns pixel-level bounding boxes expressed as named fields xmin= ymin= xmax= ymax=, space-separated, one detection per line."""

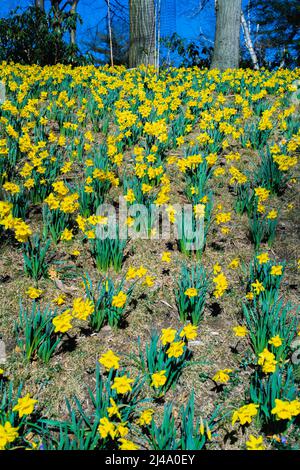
xmin=0 ymin=69 xmax=299 ymax=449
xmin=1 ymin=132 xmax=299 ymax=448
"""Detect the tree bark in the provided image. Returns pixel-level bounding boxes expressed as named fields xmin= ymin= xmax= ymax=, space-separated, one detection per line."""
xmin=106 ymin=0 xmax=114 ymax=66
xmin=129 ymin=0 xmax=156 ymax=68
xmin=241 ymin=11 xmax=259 ymax=70
xmin=211 ymin=0 xmax=242 ymax=70
xmin=70 ymin=0 xmax=79 ymax=46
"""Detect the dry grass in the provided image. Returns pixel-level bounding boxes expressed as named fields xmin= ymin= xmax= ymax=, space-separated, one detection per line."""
xmin=0 ymin=98 xmax=300 ymax=450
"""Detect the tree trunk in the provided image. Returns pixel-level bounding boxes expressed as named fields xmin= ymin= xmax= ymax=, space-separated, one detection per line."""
xmin=70 ymin=0 xmax=79 ymax=46
xmin=241 ymin=11 xmax=259 ymax=70
xmin=35 ymin=0 xmax=45 ymax=10
xmin=211 ymin=0 xmax=242 ymax=70
xmin=106 ymin=0 xmax=114 ymax=66
xmin=51 ymin=0 xmax=63 ymax=34
xmin=129 ymin=0 xmax=156 ymax=68
xmin=50 ymin=0 xmax=64 ymax=64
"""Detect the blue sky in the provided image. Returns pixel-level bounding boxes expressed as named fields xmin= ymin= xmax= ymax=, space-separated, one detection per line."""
xmin=1 ymin=0 xmax=216 ymax=52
